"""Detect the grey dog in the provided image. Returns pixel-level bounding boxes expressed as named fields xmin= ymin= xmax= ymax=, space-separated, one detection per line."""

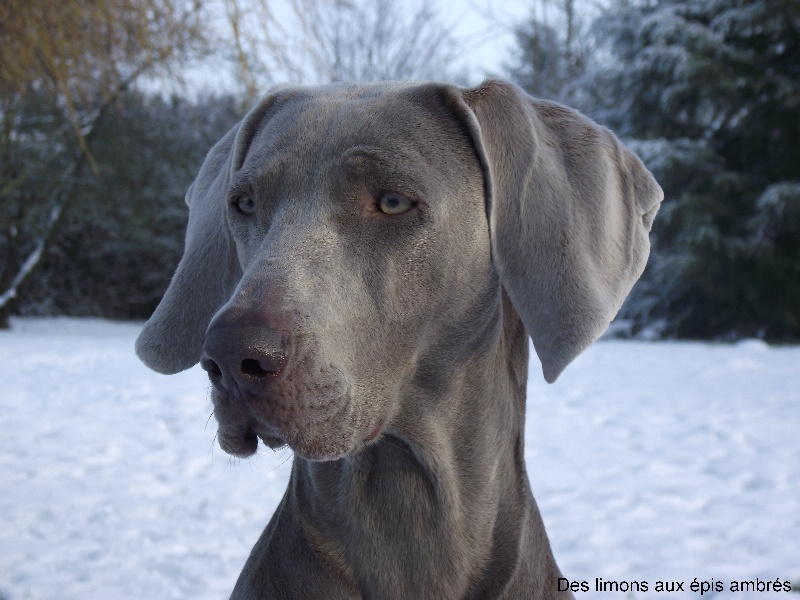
xmin=136 ymin=80 xmax=662 ymax=599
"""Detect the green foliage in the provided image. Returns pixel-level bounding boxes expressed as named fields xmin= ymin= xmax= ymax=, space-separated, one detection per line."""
xmin=0 ymin=90 xmax=79 ymax=326
xmin=508 ymin=0 xmax=595 ymax=101
xmin=566 ymin=0 xmax=800 ymax=340
xmin=0 ymin=0 xmax=209 ymax=327
xmin=509 ymin=19 xmax=573 ymax=99
xmin=16 ymin=92 xmax=241 ymax=319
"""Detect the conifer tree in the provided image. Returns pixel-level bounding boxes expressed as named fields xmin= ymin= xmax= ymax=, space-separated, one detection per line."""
xmin=573 ymin=0 xmax=800 ymax=339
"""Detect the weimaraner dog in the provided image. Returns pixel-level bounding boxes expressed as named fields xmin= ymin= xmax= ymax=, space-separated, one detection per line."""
xmin=136 ymin=80 xmax=662 ymax=599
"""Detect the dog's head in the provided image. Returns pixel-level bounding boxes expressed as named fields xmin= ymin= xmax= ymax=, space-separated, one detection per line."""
xmin=136 ymin=81 xmax=661 ymax=461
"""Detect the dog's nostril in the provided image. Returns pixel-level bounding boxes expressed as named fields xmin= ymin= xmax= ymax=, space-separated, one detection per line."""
xmin=241 ymin=358 xmax=271 ymax=378
xmin=201 ymin=357 xmax=223 ymax=378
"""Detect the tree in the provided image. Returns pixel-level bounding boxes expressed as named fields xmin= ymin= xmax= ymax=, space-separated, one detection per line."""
xmin=220 ymin=0 xmax=465 ymax=95
xmin=0 ymin=0 xmax=207 ymax=327
xmin=19 ymin=93 xmax=241 ymax=320
xmin=508 ymin=0 xmax=601 ymax=101
xmin=576 ymin=0 xmax=800 ymax=340
xmin=292 ymin=0 xmax=465 ymax=84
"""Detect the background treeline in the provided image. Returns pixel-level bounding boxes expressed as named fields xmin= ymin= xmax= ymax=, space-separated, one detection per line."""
xmin=10 ymin=92 xmax=241 ymax=320
xmin=512 ymin=0 xmax=799 ymax=341
xmin=1 ymin=0 xmax=798 ymax=341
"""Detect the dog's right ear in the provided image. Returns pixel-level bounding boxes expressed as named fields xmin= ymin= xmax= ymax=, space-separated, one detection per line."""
xmin=438 ymin=80 xmax=662 ymax=383
xmin=136 ymin=93 xmax=285 ymax=374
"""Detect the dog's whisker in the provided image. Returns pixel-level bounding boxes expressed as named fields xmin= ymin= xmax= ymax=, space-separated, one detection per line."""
xmin=208 ymin=432 xmax=218 ymax=460
xmin=267 ymin=449 xmax=293 ymax=474
xmin=278 ymin=451 xmax=293 ymax=469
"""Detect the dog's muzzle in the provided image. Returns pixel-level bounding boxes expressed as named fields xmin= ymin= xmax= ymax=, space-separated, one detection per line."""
xmin=199 ymin=313 xmax=358 ymax=461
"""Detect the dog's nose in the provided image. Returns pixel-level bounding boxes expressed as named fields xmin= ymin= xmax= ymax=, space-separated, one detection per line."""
xmin=201 ymin=321 xmax=288 ymax=396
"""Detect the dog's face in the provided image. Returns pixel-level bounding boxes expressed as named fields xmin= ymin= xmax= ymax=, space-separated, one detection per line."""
xmin=137 ymin=82 xmax=661 ymax=461
xmin=202 ymin=86 xmax=498 ymax=461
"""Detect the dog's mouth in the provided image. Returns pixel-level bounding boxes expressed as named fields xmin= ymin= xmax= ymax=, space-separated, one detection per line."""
xmin=214 ymin=398 xmax=386 ymax=462
xmin=218 ymin=424 xmax=362 ymax=461
xmin=213 ymin=392 xmax=384 ymax=461
xmin=216 ymin=419 xmax=283 ymax=458
xmin=209 ymin=356 xmax=361 ymax=459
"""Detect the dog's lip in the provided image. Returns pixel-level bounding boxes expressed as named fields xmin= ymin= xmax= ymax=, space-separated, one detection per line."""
xmin=215 ymin=412 xmax=284 ymax=457
xmin=255 ymin=428 xmax=286 ymax=449
xmin=222 ymin=418 xmax=383 ymax=461
xmin=218 ymin=426 xmax=259 ymax=458
xmin=214 ymin=388 xmax=362 ymax=460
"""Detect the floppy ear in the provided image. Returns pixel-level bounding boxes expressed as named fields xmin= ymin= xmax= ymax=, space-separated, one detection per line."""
xmin=452 ymin=80 xmax=662 ymax=382
xmin=135 ymin=93 xmax=287 ymax=374
xmin=135 ymin=125 xmax=242 ymax=374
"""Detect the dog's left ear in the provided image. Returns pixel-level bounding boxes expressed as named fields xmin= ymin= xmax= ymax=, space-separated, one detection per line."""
xmin=444 ymin=80 xmax=662 ymax=382
xmin=135 ymin=124 xmax=242 ymax=374
xmin=136 ymin=93 xmax=287 ymax=374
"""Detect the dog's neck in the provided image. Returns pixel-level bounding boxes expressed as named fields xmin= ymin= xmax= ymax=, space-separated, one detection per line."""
xmin=232 ymin=296 xmax=567 ymax=599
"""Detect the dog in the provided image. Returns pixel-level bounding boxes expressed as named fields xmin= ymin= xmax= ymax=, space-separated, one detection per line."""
xmin=136 ymin=79 xmax=662 ymax=599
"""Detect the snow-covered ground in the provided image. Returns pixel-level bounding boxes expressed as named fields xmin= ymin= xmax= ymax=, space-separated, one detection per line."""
xmin=1 ymin=318 xmax=798 ymax=599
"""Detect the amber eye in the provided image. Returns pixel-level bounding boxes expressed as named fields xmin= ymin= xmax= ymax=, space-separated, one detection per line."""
xmin=378 ymin=193 xmax=413 ymax=215
xmin=235 ymin=195 xmax=256 ymax=215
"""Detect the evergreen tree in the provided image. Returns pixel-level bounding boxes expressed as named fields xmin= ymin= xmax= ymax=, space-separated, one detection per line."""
xmin=574 ymin=0 xmax=800 ymax=340
xmin=0 ymin=0 xmax=209 ymax=327
xmin=509 ymin=0 xmax=595 ymax=101
xmin=18 ymin=92 xmax=241 ymax=320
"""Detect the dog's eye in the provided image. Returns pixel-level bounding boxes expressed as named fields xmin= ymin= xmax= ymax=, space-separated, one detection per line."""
xmin=234 ymin=195 xmax=256 ymax=216
xmin=378 ymin=193 xmax=413 ymax=215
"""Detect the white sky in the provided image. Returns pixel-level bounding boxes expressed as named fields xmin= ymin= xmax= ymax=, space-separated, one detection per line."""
xmin=178 ymin=0 xmax=533 ymax=96
xmin=440 ymin=0 xmax=532 ymax=80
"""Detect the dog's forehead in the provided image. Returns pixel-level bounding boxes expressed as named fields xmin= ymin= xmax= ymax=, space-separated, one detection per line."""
xmin=242 ymin=84 xmax=469 ymax=178
xmin=284 ymin=83 xmax=447 ymax=138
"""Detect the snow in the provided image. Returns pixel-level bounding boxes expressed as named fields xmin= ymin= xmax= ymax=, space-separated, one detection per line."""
xmin=1 ymin=318 xmax=798 ymax=599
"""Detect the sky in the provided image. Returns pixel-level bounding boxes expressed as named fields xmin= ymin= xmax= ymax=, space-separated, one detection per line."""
xmin=437 ymin=0 xmax=533 ymax=79
xmin=179 ymin=0 xmax=534 ymax=96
